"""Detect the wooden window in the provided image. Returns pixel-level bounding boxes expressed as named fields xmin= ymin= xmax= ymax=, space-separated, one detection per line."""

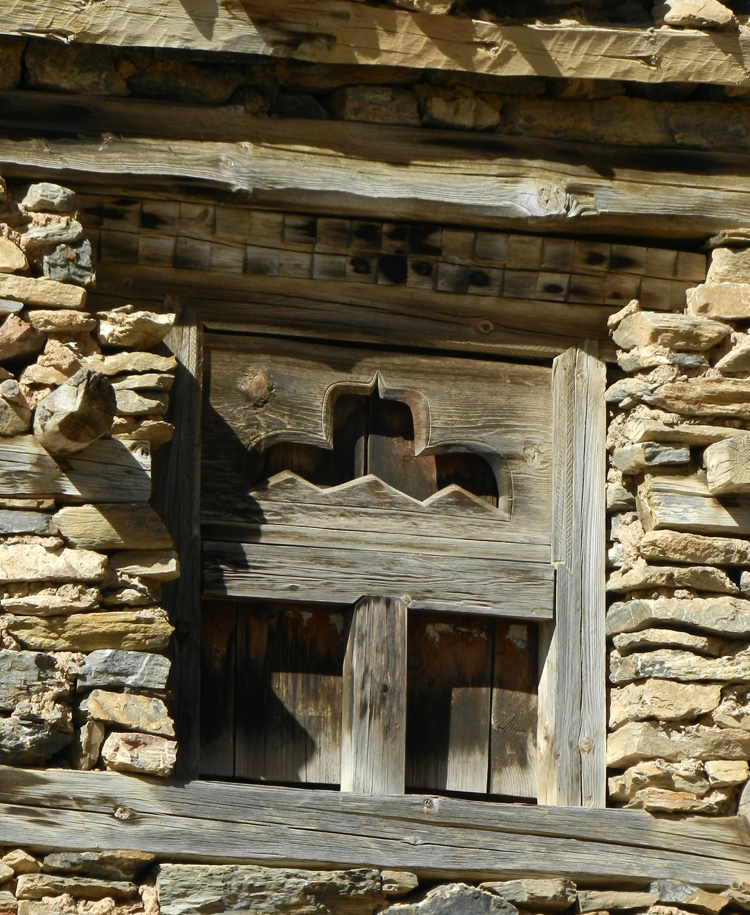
xmin=173 ymin=329 xmax=607 ymax=806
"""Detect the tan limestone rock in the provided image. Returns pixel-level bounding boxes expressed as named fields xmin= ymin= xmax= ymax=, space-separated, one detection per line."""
xmin=606 ymin=596 xmax=750 ymax=638
xmin=650 ymin=882 xmax=729 ymax=915
xmin=609 ymin=680 xmax=721 ymax=728
xmin=21 ymin=183 xmax=77 ymax=214
xmin=612 ymin=443 xmax=690 ymax=475
xmin=0 ymin=315 xmax=44 ymax=362
xmin=97 ymin=307 xmax=174 ymax=350
xmin=26 ymin=310 xmax=97 ymax=334
xmin=722 ymin=885 xmax=750 ymax=912
xmin=624 ymin=417 xmax=744 ymax=447
xmin=612 ymin=310 xmax=730 ymax=352
xmin=705 ymin=758 xmax=749 ymax=787
xmin=0 ymin=275 xmax=85 ymax=309
xmin=381 ymin=873 xmax=419 ymax=896
xmin=101 ymin=730 xmax=176 ymax=777
xmin=81 ymin=352 xmax=177 ymax=376
xmin=70 ymin=718 xmax=105 ymax=770
xmin=707 ymin=247 xmax=750 ymax=284
xmin=54 ymin=504 xmax=172 ymax=551
xmin=43 ymin=850 xmax=156 ymax=882
xmin=606 ymin=721 xmax=750 ymax=768
xmin=108 ymin=551 xmax=179 ymax=582
xmin=705 ymin=435 xmax=750 ymax=495
xmin=480 ymin=880 xmax=576 ymax=911
xmin=1 ymin=582 xmax=99 ymax=615
xmin=19 ymin=364 xmax=68 ymax=386
xmin=640 ymin=529 xmax=750 ymax=566
xmin=4 ymin=607 xmax=173 ymax=652
xmin=0 ymin=542 xmax=106 ymax=584
xmin=0 ymin=237 xmax=28 ymax=274
xmin=610 ymin=647 xmax=750 ymax=684
xmin=81 ymin=689 xmax=174 ymax=737
xmin=328 ymin=86 xmax=420 ymax=126
xmin=39 ymin=339 xmax=81 ymax=375
xmin=16 ymin=874 xmax=137 ymax=901
xmin=608 ymin=759 xmax=709 ymax=801
xmin=625 ymin=787 xmax=730 ymax=813
xmin=613 ymin=628 xmax=725 ymax=657
xmin=606 ymin=562 xmax=737 ymax=594
xmin=712 ymin=686 xmax=750 ymax=729
xmin=110 ymin=418 xmax=174 ymax=449
xmin=114 ymin=389 xmax=169 ymax=417
xmin=647 ymin=378 xmax=750 ymax=419
xmin=419 ymin=90 xmax=500 ymax=132
xmin=579 ymin=892 xmax=657 ymax=913
xmin=2 ymin=851 xmax=39 ymax=876
xmin=0 ymin=379 xmax=31 ymax=435
xmin=111 ymin=373 xmax=174 ymax=392
xmin=0 ymin=862 xmax=13 ymax=885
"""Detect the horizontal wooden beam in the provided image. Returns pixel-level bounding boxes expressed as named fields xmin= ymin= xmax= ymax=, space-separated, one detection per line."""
xmin=2 ymin=0 xmax=750 ymax=85
xmin=0 ymin=124 xmax=749 ymax=238
xmin=0 ymin=767 xmax=748 ymax=885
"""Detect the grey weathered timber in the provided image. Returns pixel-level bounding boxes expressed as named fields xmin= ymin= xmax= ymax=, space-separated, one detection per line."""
xmin=3 ymin=129 xmax=750 ymax=238
xmin=1 ymin=1 xmax=750 ymax=85
xmin=0 ymin=768 xmax=747 ymax=885
xmin=538 ymin=343 xmax=606 ymax=808
xmin=93 ymin=265 xmax=605 ymax=354
xmin=151 ymin=302 xmax=202 ymax=779
xmin=202 ymin=541 xmax=554 ymax=618
xmin=341 ymin=597 xmax=407 ymax=795
xmin=638 ymin=472 xmax=750 ymax=535
xmin=0 ymin=436 xmax=150 ymax=503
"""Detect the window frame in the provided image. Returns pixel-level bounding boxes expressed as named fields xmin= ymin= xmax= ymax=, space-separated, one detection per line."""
xmin=156 ymin=305 xmax=606 ymax=809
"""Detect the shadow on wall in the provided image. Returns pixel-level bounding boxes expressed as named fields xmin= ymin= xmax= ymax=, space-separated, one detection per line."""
xmin=179 ymin=0 xmax=219 ymax=39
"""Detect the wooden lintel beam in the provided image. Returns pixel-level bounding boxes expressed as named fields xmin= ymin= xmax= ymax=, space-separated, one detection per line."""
xmin=0 ymin=126 xmax=749 ymax=238
xmin=0 ymin=767 xmax=748 ymax=885
xmin=2 ymin=0 xmax=750 ymax=86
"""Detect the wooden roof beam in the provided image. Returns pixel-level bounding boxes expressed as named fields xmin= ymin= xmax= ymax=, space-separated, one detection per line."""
xmin=2 ymin=0 xmax=750 ymax=86
xmin=0 ymin=123 xmax=749 ymax=238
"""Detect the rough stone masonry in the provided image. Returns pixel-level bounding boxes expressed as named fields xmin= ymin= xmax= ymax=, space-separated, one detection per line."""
xmin=0 ymin=177 xmax=178 ymax=776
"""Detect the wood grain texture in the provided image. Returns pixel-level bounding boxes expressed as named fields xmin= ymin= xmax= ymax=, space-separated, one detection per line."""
xmin=0 ymin=436 xmax=150 ymax=502
xmin=202 ymin=540 xmax=555 ymax=618
xmin=537 ymin=343 xmax=606 ymax=807
xmin=0 ymin=768 xmax=748 ymax=884
xmin=341 ymin=597 xmax=407 ymax=795
xmin=152 ymin=302 xmax=202 ymax=779
xmin=638 ymin=471 xmax=750 ymax=535
xmin=2 ymin=1 xmax=750 ymax=85
xmin=3 ymin=128 xmax=750 ymax=238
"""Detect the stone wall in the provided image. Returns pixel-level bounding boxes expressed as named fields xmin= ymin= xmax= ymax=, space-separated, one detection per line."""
xmin=0 ymin=853 xmax=748 ymax=915
xmin=606 ymin=245 xmax=750 ymax=817
xmin=0 ymin=178 xmax=178 ymax=776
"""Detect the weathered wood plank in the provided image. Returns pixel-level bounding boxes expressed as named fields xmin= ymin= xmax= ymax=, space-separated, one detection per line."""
xmin=2 ymin=129 xmax=750 ymax=237
xmin=203 ymin=541 xmax=555 ymax=618
xmin=151 ymin=303 xmax=202 ymax=779
xmin=0 ymin=436 xmax=150 ymax=502
xmin=538 ymin=343 xmax=606 ymax=807
xmin=0 ymin=768 xmax=747 ymax=884
xmin=199 ymin=599 xmax=237 ymax=779
xmin=638 ymin=471 xmax=750 ymax=535
xmin=341 ymin=597 xmax=407 ymax=795
xmin=235 ymin=603 xmax=345 ymax=786
xmin=92 ymin=264 xmax=607 ymax=353
xmin=407 ymin=613 xmax=493 ymax=795
xmin=2 ymin=1 xmax=750 ymax=85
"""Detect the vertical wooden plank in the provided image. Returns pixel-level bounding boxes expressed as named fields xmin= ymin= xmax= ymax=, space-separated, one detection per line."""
xmin=406 ymin=612 xmax=492 ymax=795
xmin=537 ymin=342 xmax=606 ymax=808
xmin=199 ymin=599 xmax=237 ymax=778
xmin=235 ymin=603 xmax=345 ymax=786
xmin=489 ymin=620 xmax=538 ymax=799
xmin=367 ymin=395 xmax=436 ymax=501
xmin=580 ymin=343 xmax=607 ymax=809
xmin=152 ymin=298 xmax=202 ymax=780
xmin=341 ymin=596 xmax=407 ymax=795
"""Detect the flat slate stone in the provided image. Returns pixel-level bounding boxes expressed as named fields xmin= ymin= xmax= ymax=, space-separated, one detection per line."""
xmin=0 ymin=511 xmax=54 ymax=537
xmin=610 ymin=647 xmax=750 ymax=684
xmin=78 ymin=649 xmax=170 ymax=692
xmin=156 ymin=865 xmax=384 ymax=915
xmin=42 ymin=850 xmax=155 ymax=882
xmin=386 ymin=885 xmax=519 ymax=915
xmin=606 ymin=597 xmax=750 ymax=638
xmin=0 ymin=649 xmax=72 ymax=711
xmin=15 ymin=874 xmax=137 ymax=901
xmin=21 ymin=183 xmax=77 ymax=213
xmin=0 ymin=717 xmax=72 ymax=764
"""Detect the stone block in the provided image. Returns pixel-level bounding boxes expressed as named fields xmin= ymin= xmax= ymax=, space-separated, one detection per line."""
xmin=81 ymin=689 xmax=174 ymax=736
xmin=5 ymin=607 xmax=173 ymax=652
xmin=21 ymin=219 xmax=84 ymax=253
xmin=21 ymin=184 xmax=77 ymax=214
xmin=54 ymin=503 xmax=172 ymax=550
xmin=649 ymin=881 xmax=728 ymax=915
xmin=0 ymin=315 xmax=44 ymax=362
xmin=81 ymin=352 xmax=177 ymax=375
xmin=78 ymin=649 xmax=170 ymax=692
xmin=100 ymin=731 xmax=176 ymax=776
xmin=16 ymin=874 xmax=137 ymax=901
xmin=608 ymin=759 xmax=709 ymax=801
xmin=653 ymin=0 xmax=735 ymax=28
xmin=705 ymin=435 xmax=750 ymax=494
xmin=606 ymin=563 xmax=737 ymax=593
xmin=606 ymin=720 xmax=750 ymax=768
xmin=108 ymin=550 xmax=179 ymax=581
xmin=26 ymin=310 xmax=97 ymax=334
xmin=610 ymin=647 xmax=750 ymax=684
xmin=705 ymin=759 xmax=749 ymax=787
xmin=0 ymin=649 xmax=74 ymax=711
xmin=0 ymin=275 xmax=86 ymax=309
xmin=606 ymin=596 xmax=750 ymax=638
xmin=707 ymin=247 xmax=750 ymax=283
xmin=480 ymin=879 xmax=576 ymax=911
xmin=2 ymin=850 xmax=41 ymax=875
xmin=114 ymin=388 xmax=169 ymax=416
xmin=579 ymin=891 xmax=657 ymax=913
xmin=0 ymin=542 xmax=107 ymax=584
xmin=1 ymin=582 xmax=99 ymax=615
xmin=688 ymin=282 xmax=750 ymax=320
xmin=609 ymin=680 xmax=721 ymax=729
xmin=612 ymin=443 xmax=690 ymax=475
xmin=0 ymin=237 xmax=28 ymax=274
xmin=712 ymin=685 xmax=750 ymax=729
xmin=624 ymin=787 xmax=730 ymax=814
xmin=42 ymin=850 xmax=155 ymax=882
xmin=24 ymin=40 xmax=122 ymax=96
xmin=613 ymin=628 xmax=724 ymax=657
xmin=97 ymin=306 xmax=174 ymax=349
xmin=43 ymin=240 xmax=96 ymax=288
xmin=0 ymin=716 xmax=72 ymax=764
xmin=327 ymin=86 xmax=420 ymax=126
xmin=69 ymin=718 xmax=105 ymax=771
xmin=639 ymin=529 xmax=750 ymax=566
xmin=612 ymin=310 xmax=730 ymax=352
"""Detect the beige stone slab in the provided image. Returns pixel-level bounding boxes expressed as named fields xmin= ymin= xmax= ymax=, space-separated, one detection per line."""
xmin=101 ymin=731 xmax=176 ymax=777
xmin=610 ymin=647 xmax=750 ymax=684
xmin=0 ymin=542 xmax=106 ymax=584
xmin=15 ymin=874 xmax=137 ymax=901
xmin=707 ymin=247 xmax=750 ymax=284
xmin=606 ymin=596 xmax=750 ymax=638
xmin=606 ymin=563 xmax=737 ymax=594
xmin=4 ymin=607 xmax=173 ymax=652
xmin=81 ymin=689 xmax=174 ymax=737
xmin=612 ymin=310 xmax=730 ymax=352
xmin=607 ymin=720 xmax=750 ymax=768
xmin=689 ymin=282 xmax=750 ymax=320
xmin=608 ymin=759 xmax=709 ymax=801
xmin=25 ymin=310 xmax=96 ymax=334
xmin=0 ymin=275 xmax=85 ymax=309
xmin=639 ymin=529 xmax=750 ymax=566
xmin=609 ymin=680 xmax=721 ymax=729
xmin=613 ymin=628 xmax=725 ymax=657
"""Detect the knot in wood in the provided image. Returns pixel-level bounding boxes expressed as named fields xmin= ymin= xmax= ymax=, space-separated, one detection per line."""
xmin=239 ymin=369 xmax=274 ymax=408
xmin=113 ymin=805 xmax=135 ymax=821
